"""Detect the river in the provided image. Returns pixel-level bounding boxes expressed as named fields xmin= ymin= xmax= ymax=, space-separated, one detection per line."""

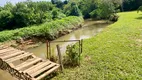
xmin=26 ymin=20 xmax=111 ymax=59
xmin=0 ymin=20 xmax=111 ymax=80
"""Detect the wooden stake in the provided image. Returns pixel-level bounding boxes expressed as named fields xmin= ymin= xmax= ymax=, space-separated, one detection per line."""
xmin=46 ymin=40 xmax=49 ymax=59
xmin=56 ymin=45 xmax=63 ymax=72
xmin=81 ymin=39 xmax=83 ymax=53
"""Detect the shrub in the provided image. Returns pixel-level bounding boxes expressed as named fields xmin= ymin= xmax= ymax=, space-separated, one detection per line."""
xmin=0 ymin=16 xmax=84 ymax=42
xmin=137 ymin=6 xmax=142 ymax=13
xmin=109 ymin=14 xmax=119 ymax=22
xmin=63 ymin=44 xmax=80 ymax=67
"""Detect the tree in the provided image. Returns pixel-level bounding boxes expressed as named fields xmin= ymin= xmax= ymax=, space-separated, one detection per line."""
xmin=12 ymin=2 xmax=35 ymax=27
xmin=0 ymin=10 xmax=14 ymax=30
xmin=123 ymin=0 xmax=137 ymax=11
xmin=3 ymin=2 xmax=13 ymax=11
xmin=78 ymin=0 xmax=98 ymax=18
xmin=51 ymin=0 xmax=64 ymax=9
xmin=64 ymin=0 xmax=68 ymax=4
xmin=90 ymin=0 xmax=115 ymax=19
xmin=70 ymin=3 xmax=82 ymax=16
xmin=64 ymin=2 xmax=82 ymax=16
xmin=0 ymin=7 xmax=3 ymax=11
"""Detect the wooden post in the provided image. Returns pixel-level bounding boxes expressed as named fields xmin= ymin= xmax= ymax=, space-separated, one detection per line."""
xmin=81 ymin=39 xmax=83 ymax=53
xmin=49 ymin=42 xmax=51 ymax=60
xmin=46 ymin=40 xmax=49 ymax=59
xmin=79 ymin=40 xmax=81 ymax=65
xmin=56 ymin=45 xmax=63 ymax=72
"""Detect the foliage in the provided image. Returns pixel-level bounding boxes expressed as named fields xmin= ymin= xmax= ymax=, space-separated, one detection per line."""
xmin=63 ymin=0 xmax=142 ymax=19
xmin=0 ymin=1 xmax=66 ymax=31
xmin=52 ymin=11 xmax=142 ymax=80
xmin=64 ymin=2 xmax=82 ymax=16
xmin=51 ymin=0 xmax=64 ymax=9
xmin=137 ymin=6 xmax=142 ymax=13
xmin=89 ymin=0 xmax=116 ymax=19
xmin=78 ymin=0 xmax=98 ymax=18
xmin=0 ymin=0 xmax=141 ymax=30
xmin=52 ymin=8 xmax=66 ymax=19
xmin=3 ymin=2 xmax=14 ymax=11
xmin=0 ymin=16 xmax=84 ymax=42
xmin=0 ymin=10 xmax=14 ymax=30
xmin=63 ymin=44 xmax=80 ymax=67
xmin=109 ymin=14 xmax=119 ymax=21
xmin=123 ymin=0 xmax=141 ymax=11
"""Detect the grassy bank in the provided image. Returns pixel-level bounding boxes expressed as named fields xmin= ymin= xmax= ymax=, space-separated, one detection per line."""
xmin=0 ymin=16 xmax=84 ymax=42
xmin=52 ymin=11 xmax=142 ymax=80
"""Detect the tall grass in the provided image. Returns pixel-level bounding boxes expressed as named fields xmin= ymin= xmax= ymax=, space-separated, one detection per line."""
xmin=0 ymin=16 xmax=84 ymax=42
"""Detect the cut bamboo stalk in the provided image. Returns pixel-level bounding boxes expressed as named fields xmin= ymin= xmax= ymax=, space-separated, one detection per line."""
xmin=15 ymin=58 xmax=42 ymax=70
xmin=25 ymin=61 xmax=51 ymax=74
xmin=5 ymin=53 xmax=33 ymax=63
xmin=35 ymin=65 xmax=60 ymax=80
xmin=31 ymin=63 xmax=56 ymax=77
xmin=2 ymin=51 xmax=25 ymax=60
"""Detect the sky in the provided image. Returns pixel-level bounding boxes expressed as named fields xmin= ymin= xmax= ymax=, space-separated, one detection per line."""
xmin=0 ymin=0 xmax=54 ymax=6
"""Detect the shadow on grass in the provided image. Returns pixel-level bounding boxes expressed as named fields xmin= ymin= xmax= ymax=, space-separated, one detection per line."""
xmin=43 ymin=72 xmax=58 ymax=80
xmin=136 ymin=16 xmax=142 ymax=19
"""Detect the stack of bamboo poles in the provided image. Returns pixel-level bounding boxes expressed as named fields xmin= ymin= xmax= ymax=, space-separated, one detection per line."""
xmin=0 ymin=45 xmax=60 ymax=80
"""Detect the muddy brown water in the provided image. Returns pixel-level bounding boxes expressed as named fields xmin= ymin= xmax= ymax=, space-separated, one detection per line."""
xmin=26 ymin=20 xmax=111 ymax=59
xmin=0 ymin=20 xmax=111 ymax=79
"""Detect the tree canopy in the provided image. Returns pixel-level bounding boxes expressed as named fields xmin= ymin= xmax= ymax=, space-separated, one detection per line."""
xmin=0 ymin=0 xmax=141 ymax=31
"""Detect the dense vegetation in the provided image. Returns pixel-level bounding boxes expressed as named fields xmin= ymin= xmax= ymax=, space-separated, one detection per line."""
xmin=137 ymin=6 xmax=142 ymax=13
xmin=0 ymin=1 xmax=66 ymax=31
xmin=0 ymin=0 xmax=142 ymax=79
xmin=52 ymin=11 xmax=142 ymax=80
xmin=0 ymin=0 xmax=142 ymax=31
xmin=0 ymin=16 xmax=83 ymax=42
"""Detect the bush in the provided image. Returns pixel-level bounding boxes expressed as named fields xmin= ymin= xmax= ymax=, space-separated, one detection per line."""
xmin=0 ymin=16 xmax=84 ymax=42
xmin=89 ymin=0 xmax=115 ymax=19
xmin=109 ymin=14 xmax=119 ymax=22
xmin=63 ymin=44 xmax=80 ymax=67
xmin=137 ymin=6 xmax=142 ymax=13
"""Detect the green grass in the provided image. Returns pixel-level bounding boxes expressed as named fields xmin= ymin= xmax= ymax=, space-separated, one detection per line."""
xmin=52 ymin=11 xmax=142 ymax=80
xmin=0 ymin=16 xmax=83 ymax=42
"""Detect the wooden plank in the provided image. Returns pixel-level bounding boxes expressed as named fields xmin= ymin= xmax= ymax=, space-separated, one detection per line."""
xmin=0 ymin=46 xmax=9 ymax=50
xmin=0 ymin=47 xmax=13 ymax=51
xmin=23 ymin=62 xmax=45 ymax=73
xmin=15 ymin=58 xmax=42 ymax=70
xmin=35 ymin=65 xmax=60 ymax=80
xmin=0 ymin=49 xmax=19 ymax=57
xmin=0 ymin=44 xmax=4 ymax=47
xmin=2 ymin=51 xmax=25 ymax=60
xmin=30 ymin=63 xmax=56 ymax=77
xmin=5 ymin=53 xmax=33 ymax=63
xmin=0 ymin=48 xmax=15 ymax=54
xmin=26 ymin=61 xmax=51 ymax=74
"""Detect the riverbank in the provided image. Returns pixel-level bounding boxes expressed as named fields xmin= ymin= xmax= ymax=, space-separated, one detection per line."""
xmin=26 ymin=20 xmax=111 ymax=60
xmin=52 ymin=11 xmax=142 ymax=80
xmin=0 ymin=16 xmax=84 ymax=50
